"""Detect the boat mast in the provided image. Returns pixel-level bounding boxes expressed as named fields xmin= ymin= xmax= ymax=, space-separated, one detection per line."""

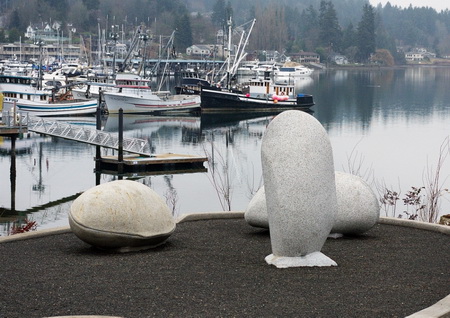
xmin=157 ymin=30 xmax=176 ymax=92
xmin=220 ymin=19 xmax=256 ymax=85
xmin=110 ymin=24 xmax=119 ymax=77
xmin=229 ymin=19 xmax=256 ymax=75
xmin=226 ymin=17 xmax=232 ymax=89
xmin=35 ymin=38 xmax=44 ymax=90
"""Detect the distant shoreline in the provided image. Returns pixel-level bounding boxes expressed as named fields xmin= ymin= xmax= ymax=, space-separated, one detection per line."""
xmin=317 ymin=62 xmax=450 ymax=70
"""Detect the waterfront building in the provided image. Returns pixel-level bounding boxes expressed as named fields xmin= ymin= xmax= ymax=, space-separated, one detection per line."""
xmin=0 ymin=42 xmax=82 ymax=64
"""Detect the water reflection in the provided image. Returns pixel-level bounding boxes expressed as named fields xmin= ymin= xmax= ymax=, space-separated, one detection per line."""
xmin=2 ymin=67 xmax=450 ymax=235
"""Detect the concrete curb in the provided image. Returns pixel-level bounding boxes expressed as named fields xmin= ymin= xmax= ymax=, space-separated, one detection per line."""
xmin=405 ymin=294 xmax=450 ymax=318
xmin=45 ymin=316 xmax=123 ymax=318
xmin=0 ymin=226 xmax=71 ymax=243
xmin=1 ymin=213 xmax=449 ymax=318
xmin=379 ymin=216 xmax=450 ymax=235
xmin=176 ymin=211 xmax=245 ymax=223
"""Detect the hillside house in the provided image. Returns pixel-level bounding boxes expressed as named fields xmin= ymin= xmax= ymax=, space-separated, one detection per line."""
xmin=186 ymin=45 xmax=213 ymax=57
xmin=405 ymin=48 xmax=436 ymax=61
xmin=289 ymin=51 xmax=320 ymax=64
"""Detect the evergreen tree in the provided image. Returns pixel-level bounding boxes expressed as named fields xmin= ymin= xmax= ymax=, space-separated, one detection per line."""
xmin=82 ymin=0 xmax=99 ymax=10
xmin=8 ymin=9 xmax=21 ymax=30
xmin=248 ymin=5 xmax=256 ymax=21
xmin=342 ymin=23 xmax=356 ymax=50
xmin=212 ymin=0 xmax=227 ymax=27
xmin=319 ymin=1 xmax=342 ymax=52
xmin=299 ymin=5 xmax=320 ymax=51
xmin=226 ymin=1 xmax=234 ymax=22
xmin=0 ymin=29 xmax=6 ymax=43
xmin=356 ymin=4 xmax=376 ymax=62
xmin=174 ymin=13 xmax=193 ymax=52
xmin=8 ymin=28 xmax=21 ymax=43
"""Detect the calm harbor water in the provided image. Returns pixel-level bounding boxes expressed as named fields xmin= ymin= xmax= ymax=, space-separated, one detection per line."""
xmin=1 ymin=66 xmax=450 ymax=235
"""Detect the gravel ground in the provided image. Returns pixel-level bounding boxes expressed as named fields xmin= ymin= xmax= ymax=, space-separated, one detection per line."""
xmin=0 ymin=219 xmax=449 ymax=318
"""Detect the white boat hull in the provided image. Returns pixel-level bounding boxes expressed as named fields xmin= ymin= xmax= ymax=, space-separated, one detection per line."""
xmin=104 ymin=92 xmax=201 ymax=114
xmin=4 ymin=98 xmax=98 ymax=116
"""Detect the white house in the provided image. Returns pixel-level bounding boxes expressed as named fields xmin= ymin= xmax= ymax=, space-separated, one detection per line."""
xmin=405 ymin=48 xmax=436 ymax=61
xmin=24 ymin=23 xmax=66 ymax=42
xmin=330 ymin=54 xmax=348 ymax=65
xmin=186 ymin=45 xmax=213 ymax=57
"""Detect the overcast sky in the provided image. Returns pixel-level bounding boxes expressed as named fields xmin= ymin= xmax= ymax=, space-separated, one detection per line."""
xmin=369 ymin=0 xmax=449 ymax=11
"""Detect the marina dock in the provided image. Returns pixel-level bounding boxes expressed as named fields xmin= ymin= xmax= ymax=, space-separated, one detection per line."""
xmin=2 ymin=110 xmax=208 ymax=175
xmin=0 ymin=113 xmax=28 ymax=136
xmin=97 ymin=153 xmax=208 ymax=175
xmin=0 ymin=125 xmax=27 ymax=136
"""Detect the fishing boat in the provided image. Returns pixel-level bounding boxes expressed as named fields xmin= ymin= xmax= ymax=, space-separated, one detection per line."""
xmin=102 ymin=75 xmax=201 ymax=114
xmin=200 ymin=75 xmax=314 ymax=112
xmin=174 ymin=77 xmax=213 ymax=95
xmin=0 ymin=74 xmax=98 ymax=116
xmin=199 ymin=17 xmax=313 ymax=112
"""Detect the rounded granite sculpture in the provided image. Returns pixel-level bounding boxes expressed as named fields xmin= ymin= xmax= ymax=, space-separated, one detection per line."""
xmin=332 ymin=171 xmax=379 ymax=235
xmin=244 ymin=186 xmax=268 ymax=229
xmin=245 ymin=172 xmax=380 ymax=236
xmin=69 ymin=180 xmax=176 ymax=252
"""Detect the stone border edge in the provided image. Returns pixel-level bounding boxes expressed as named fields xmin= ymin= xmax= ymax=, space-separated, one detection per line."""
xmin=176 ymin=211 xmax=245 ymax=223
xmin=0 ymin=226 xmax=71 ymax=243
xmin=379 ymin=216 xmax=450 ymax=235
xmin=1 ymin=213 xmax=449 ymax=318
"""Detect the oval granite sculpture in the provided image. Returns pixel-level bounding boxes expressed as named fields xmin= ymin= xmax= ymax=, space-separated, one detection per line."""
xmin=69 ymin=180 xmax=176 ymax=252
xmin=245 ymin=172 xmax=380 ymax=235
xmin=261 ymin=110 xmax=337 ymax=267
xmin=332 ymin=171 xmax=380 ymax=235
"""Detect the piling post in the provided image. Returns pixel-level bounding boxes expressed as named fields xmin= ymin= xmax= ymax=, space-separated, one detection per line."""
xmin=95 ymin=89 xmax=102 ymax=172
xmin=118 ymin=108 xmax=124 ymax=179
xmin=10 ymin=135 xmax=16 ymax=211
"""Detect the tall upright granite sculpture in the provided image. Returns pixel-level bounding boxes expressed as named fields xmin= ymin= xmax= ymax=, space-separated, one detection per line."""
xmin=261 ymin=110 xmax=337 ymax=268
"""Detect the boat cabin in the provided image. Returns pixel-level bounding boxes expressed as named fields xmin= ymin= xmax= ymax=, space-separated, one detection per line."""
xmin=241 ymin=78 xmax=295 ymax=97
xmin=0 ymin=75 xmax=49 ymax=101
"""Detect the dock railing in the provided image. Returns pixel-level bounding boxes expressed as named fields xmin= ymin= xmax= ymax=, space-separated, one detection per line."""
xmin=27 ymin=116 xmax=152 ymax=157
xmin=1 ymin=110 xmax=29 ymax=128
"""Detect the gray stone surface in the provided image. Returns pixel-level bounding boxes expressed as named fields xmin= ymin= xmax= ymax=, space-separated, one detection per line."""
xmin=333 ymin=171 xmax=380 ymax=234
xmin=245 ymin=172 xmax=380 ymax=235
xmin=261 ymin=110 xmax=337 ymax=267
xmin=69 ymin=180 xmax=175 ymax=252
xmin=244 ymin=186 xmax=268 ymax=228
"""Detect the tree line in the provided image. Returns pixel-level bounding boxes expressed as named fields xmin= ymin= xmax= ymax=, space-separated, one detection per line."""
xmin=1 ymin=0 xmax=450 ymax=65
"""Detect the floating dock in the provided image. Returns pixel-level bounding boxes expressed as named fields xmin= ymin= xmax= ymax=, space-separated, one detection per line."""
xmin=96 ymin=153 xmax=208 ymax=175
xmin=2 ymin=108 xmax=208 ymax=176
xmin=0 ymin=117 xmax=28 ymax=136
xmin=0 ymin=125 xmax=27 ymax=136
xmin=0 ymin=110 xmax=28 ymax=136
